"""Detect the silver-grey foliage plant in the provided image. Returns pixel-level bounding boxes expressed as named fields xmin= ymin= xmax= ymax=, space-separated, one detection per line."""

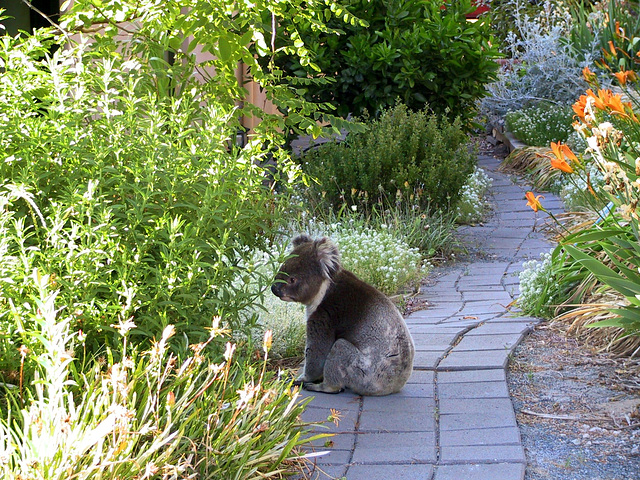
xmin=481 ymin=0 xmax=605 ymax=117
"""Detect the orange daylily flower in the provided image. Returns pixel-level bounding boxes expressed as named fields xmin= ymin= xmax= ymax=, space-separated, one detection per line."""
xmin=550 ymin=157 xmax=574 ymax=173
xmin=587 ymin=89 xmax=633 ymax=117
xmin=552 ymin=141 xmax=578 ymax=162
xmin=525 ymin=192 xmax=545 ymax=212
xmin=614 ymin=70 xmax=638 ymax=85
xmin=606 ymin=92 xmax=633 ymax=118
xmin=615 ymin=21 xmax=628 ymax=40
xmin=549 ymin=142 xmax=576 ymax=173
xmin=608 ymin=40 xmax=617 ymax=56
xmin=572 ymin=94 xmax=588 ymax=121
xmin=587 ymin=89 xmax=606 ymax=110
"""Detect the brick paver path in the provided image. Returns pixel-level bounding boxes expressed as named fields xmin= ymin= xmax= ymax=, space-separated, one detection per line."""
xmin=298 ymin=153 xmax=565 ymax=480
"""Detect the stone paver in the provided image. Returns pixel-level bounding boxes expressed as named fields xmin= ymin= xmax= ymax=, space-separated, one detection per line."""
xmin=298 ymin=153 xmax=560 ymax=479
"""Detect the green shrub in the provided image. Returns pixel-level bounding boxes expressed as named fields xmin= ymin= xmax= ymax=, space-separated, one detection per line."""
xmin=569 ymin=0 xmax=640 ymax=72
xmin=488 ymin=0 xmax=566 ymax=48
xmin=267 ymin=0 xmax=501 ymax=124
xmin=505 ymin=104 xmax=575 ymax=146
xmin=298 ymin=103 xmax=476 ymax=213
xmin=0 ymin=30 xmax=302 ymax=367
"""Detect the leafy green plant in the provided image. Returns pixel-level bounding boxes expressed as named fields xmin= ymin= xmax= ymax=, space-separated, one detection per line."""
xmin=569 ymin=0 xmax=640 ymax=73
xmin=298 ymin=103 xmax=476 ymax=213
xmin=559 ymin=226 xmax=640 ymax=334
xmin=488 ymin=0 xmax=565 ymax=47
xmin=61 ymin=0 xmax=364 ymax=139
xmin=374 ymin=204 xmax=460 ymax=259
xmin=267 ymin=0 xmax=501 ymax=124
xmin=0 ymin=27 xmax=308 ymax=362
xmin=528 ymin=86 xmax=640 ymax=337
xmin=505 ymin=104 xmax=576 ymax=146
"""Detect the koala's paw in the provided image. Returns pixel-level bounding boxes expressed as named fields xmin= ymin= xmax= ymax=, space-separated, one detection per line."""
xmin=303 ymin=382 xmax=344 ymax=394
xmin=293 ymin=372 xmax=315 ymax=387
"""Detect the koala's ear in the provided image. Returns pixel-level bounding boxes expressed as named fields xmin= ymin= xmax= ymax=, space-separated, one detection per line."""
xmin=292 ymin=234 xmax=313 ymax=247
xmin=314 ymin=237 xmax=341 ymax=279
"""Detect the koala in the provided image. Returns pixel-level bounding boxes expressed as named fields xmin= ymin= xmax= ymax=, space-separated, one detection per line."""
xmin=271 ymin=234 xmax=415 ymax=396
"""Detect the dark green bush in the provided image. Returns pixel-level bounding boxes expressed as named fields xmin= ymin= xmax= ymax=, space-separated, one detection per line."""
xmin=487 ymin=0 xmax=551 ymax=47
xmin=267 ymin=0 xmax=501 ymax=124
xmin=298 ymin=103 xmax=476 ymax=212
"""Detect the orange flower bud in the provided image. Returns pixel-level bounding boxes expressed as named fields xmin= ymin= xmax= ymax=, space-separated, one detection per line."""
xmin=582 ymin=66 xmax=597 ymax=83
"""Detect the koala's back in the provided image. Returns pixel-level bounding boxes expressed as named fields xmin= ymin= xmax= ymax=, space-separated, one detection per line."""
xmin=321 ymin=270 xmax=404 ymax=336
xmin=317 ymin=269 xmax=415 ymax=394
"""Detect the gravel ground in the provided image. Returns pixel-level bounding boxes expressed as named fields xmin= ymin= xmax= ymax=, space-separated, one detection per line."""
xmin=508 ymin=323 xmax=640 ymax=480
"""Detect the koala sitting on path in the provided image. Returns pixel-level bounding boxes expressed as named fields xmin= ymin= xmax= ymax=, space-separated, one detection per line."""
xmin=271 ymin=234 xmax=415 ymax=396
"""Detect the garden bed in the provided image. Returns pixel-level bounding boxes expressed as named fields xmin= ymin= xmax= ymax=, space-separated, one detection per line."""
xmin=509 ymin=323 xmax=640 ymax=480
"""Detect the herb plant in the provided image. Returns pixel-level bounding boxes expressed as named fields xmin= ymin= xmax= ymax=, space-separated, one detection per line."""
xmin=298 ymin=103 xmax=476 ymax=213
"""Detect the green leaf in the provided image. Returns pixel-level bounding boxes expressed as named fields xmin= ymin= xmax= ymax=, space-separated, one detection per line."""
xmin=586 ymin=307 xmax=640 ymax=331
xmin=563 ymin=244 xmax=640 ymax=297
xmin=218 ymin=36 xmax=233 ymax=62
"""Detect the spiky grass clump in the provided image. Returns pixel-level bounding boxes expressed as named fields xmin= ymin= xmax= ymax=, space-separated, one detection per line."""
xmin=499 ymin=146 xmax=562 ymax=190
xmin=1 ymin=271 xmax=317 ymax=479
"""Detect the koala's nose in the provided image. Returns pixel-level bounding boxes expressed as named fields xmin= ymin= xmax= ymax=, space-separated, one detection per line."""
xmin=271 ymin=283 xmax=281 ymax=297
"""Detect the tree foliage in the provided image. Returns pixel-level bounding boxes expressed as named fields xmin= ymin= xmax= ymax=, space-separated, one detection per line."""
xmin=60 ymin=0 xmax=365 ymax=140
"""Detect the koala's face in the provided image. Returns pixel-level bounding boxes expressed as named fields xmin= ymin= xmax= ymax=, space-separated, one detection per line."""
xmin=271 ymin=235 xmax=340 ymax=306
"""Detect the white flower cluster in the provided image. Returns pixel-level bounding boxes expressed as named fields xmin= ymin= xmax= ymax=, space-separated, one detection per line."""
xmin=456 ymin=167 xmax=493 ymax=224
xmin=517 ymin=249 xmax=555 ymax=316
xmin=505 ymin=104 xmax=575 ymax=147
xmin=333 ymin=226 xmax=423 ymax=296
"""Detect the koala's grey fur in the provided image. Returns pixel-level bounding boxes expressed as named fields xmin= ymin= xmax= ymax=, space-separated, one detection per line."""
xmin=271 ymin=235 xmax=415 ymax=396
